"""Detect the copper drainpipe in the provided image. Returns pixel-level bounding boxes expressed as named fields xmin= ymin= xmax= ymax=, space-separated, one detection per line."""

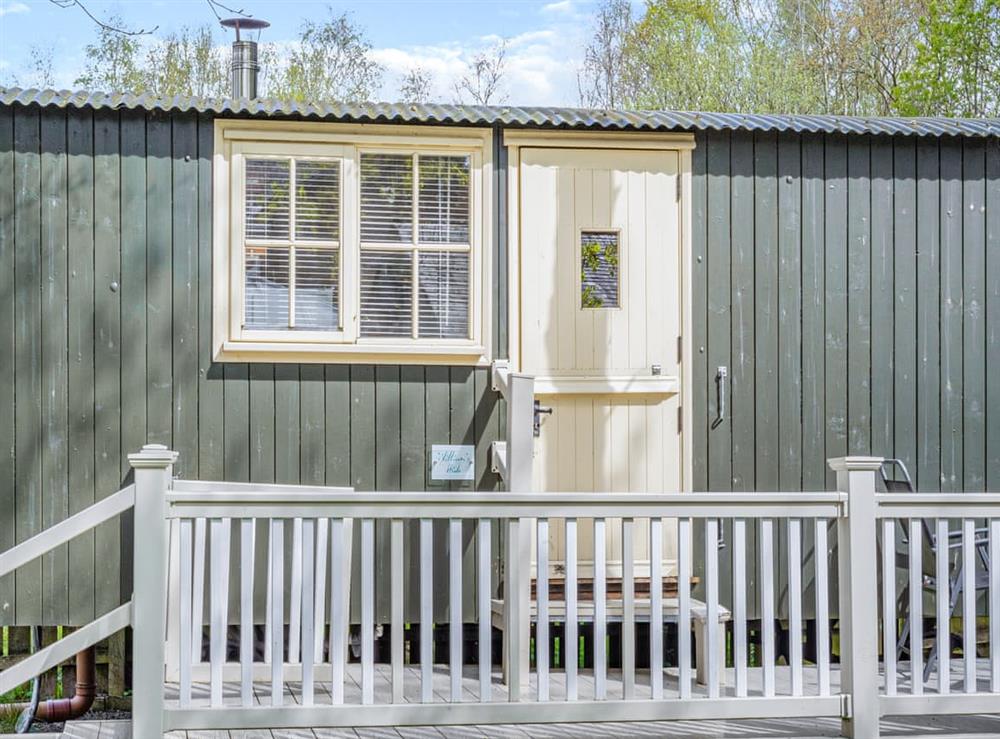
xmin=15 ymin=647 xmax=96 ymax=724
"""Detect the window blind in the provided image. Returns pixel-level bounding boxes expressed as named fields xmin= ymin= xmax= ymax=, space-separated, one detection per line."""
xmin=245 ymin=159 xmax=290 ymax=240
xmin=359 ymin=152 xmax=472 ymax=339
xmin=244 ymin=157 xmax=341 ymax=331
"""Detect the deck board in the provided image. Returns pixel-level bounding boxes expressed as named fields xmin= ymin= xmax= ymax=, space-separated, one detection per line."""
xmin=61 ymin=660 xmax=1000 ymax=739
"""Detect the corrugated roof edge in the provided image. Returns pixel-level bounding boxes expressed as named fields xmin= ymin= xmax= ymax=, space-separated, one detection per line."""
xmin=2 ymin=86 xmax=999 ymax=138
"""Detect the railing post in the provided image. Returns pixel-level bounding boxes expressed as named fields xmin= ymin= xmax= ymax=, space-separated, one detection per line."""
xmin=503 ymin=371 xmax=534 ymax=699
xmin=129 ymin=444 xmax=178 ymax=739
xmin=829 ymin=456 xmax=883 ymax=739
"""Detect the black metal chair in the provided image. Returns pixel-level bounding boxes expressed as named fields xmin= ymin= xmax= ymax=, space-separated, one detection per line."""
xmin=885 ymin=459 xmax=991 ymax=683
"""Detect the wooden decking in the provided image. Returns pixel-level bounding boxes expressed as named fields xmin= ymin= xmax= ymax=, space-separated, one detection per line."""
xmin=58 ymin=714 xmax=1000 ymax=738
xmin=47 ymin=660 xmax=1000 ymax=738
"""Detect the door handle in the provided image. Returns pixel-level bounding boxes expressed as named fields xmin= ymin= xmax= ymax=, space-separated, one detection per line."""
xmin=712 ymin=366 xmax=727 ymax=429
xmin=533 ymin=399 xmax=553 ymax=437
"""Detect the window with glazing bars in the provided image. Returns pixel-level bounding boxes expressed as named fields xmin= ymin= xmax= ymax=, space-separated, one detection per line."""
xmin=243 ymin=156 xmax=342 ymax=330
xmin=359 ymin=152 xmax=471 ymax=339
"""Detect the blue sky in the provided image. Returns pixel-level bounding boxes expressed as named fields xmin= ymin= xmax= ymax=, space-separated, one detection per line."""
xmin=0 ymin=0 xmax=606 ymax=104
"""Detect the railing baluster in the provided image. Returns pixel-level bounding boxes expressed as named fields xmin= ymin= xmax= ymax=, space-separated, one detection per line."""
xmin=391 ymin=518 xmax=405 ymax=704
xmin=192 ymin=517 xmax=206 ymax=664
xmin=361 ymin=518 xmax=375 ymax=705
xmin=937 ymin=518 xmax=950 ymax=695
xmin=678 ymin=517 xmax=691 ymax=700
xmin=815 ymin=519 xmax=830 ymax=696
xmin=882 ymin=518 xmax=897 ymax=696
xmin=420 ymin=518 xmax=433 ymax=703
xmin=963 ymin=518 xmax=976 ymax=694
xmin=623 ymin=517 xmax=635 ymax=700
xmin=329 ymin=518 xmax=346 ymax=705
xmin=264 ymin=523 xmax=272 ymax=666
xmin=650 ymin=517 xmax=663 ymax=700
xmin=761 ymin=518 xmax=775 ymax=697
xmin=478 ymin=519 xmax=492 ymax=703
xmin=301 ymin=518 xmax=315 ymax=707
xmin=313 ymin=518 xmax=329 ymax=664
xmin=733 ymin=518 xmax=747 ymax=697
xmin=789 ymin=519 xmax=802 ymax=697
xmin=565 ymin=517 xmax=578 ymax=702
xmin=450 ymin=518 xmax=463 ymax=702
xmin=594 ymin=517 xmax=607 ymax=700
xmin=537 ymin=518 xmax=549 ymax=702
xmin=270 ymin=518 xmax=284 ymax=707
xmin=909 ymin=518 xmax=923 ymax=695
xmin=239 ymin=518 xmax=254 ymax=707
xmin=705 ymin=517 xmax=719 ymax=698
xmin=209 ymin=518 xmax=231 ymax=707
xmin=289 ymin=517 xmax=303 ymax=666
xmin=178 ymin=518 xmax=192 ymax=708
xmin=992 ymin=519 xmax=1000 ymax=692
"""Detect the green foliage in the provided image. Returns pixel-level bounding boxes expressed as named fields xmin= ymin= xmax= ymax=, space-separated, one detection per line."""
xmin=74 ymin=13 xmax=147 ymax=92
xmin=268 ymin=10 xmax=383 ymax=103
xmin=581 ymin=237 xmax=618 ymax=308
xmin=148 ymin=25 xmax=229 ymax=98
xmin=895 ymin=0 xmax=1000 ymax=117
xmin=582 ymin=0 xmax=995 ymax=117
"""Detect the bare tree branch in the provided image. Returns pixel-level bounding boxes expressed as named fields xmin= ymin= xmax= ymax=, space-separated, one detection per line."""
xmin=205 ymin=0 xmax=253 ymax=24
xmin=48 ymin=0 xmax=157 ymax=35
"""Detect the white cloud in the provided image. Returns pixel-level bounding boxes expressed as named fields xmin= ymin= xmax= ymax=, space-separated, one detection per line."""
xmin=371 ymin=15 xmax=588 ymax=106
xmin=0 ymin=1 xmax=28 ymax=17
xmin=541 ymin=0 xmax=574 ymax=13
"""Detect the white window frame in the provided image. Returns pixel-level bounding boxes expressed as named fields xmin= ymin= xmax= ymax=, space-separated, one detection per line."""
xmin=213 ymin=120 xmax=492 ymax=365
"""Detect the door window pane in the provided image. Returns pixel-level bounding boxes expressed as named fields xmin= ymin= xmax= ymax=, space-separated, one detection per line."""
xmin=581 ymin=231 xmax=620 ymax=308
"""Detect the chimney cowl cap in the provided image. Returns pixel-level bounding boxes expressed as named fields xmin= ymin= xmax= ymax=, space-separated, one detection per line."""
xmin=220 ymin=17 xmax=270 ymax=41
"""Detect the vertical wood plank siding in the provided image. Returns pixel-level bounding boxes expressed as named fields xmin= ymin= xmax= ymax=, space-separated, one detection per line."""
xmin=1 ymin=106 xmax=501 ymax=625
xmin=690 ymin=130 xmax=1000 ymax=617
xmin=1 ymin=103 xmax=997 ymax=625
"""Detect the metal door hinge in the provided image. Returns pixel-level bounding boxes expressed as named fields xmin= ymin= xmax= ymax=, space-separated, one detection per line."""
xmin=677 ymin=406 xmax=683 ymax=433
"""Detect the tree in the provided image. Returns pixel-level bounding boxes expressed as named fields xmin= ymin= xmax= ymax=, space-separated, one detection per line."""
xmin=400 ymin=67 xmax=434 ymax=103
xmin=144 ymin=25 xmax=229 ymax=98
xmin=268 ymin=10 xmax=383 ymax=103
xmin=74 ymin=13 xmax=146 ymax=91
xmin=578 ymin=0 xmax=636 ymax=108
xmin=454 ymin=40 xmax=507 ymax=105
xmin=895 ymin=0 xmax=1000 ymax=117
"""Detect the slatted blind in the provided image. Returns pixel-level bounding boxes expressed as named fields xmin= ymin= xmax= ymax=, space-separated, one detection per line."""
xmin=243 ymin=157 xmax=341 ymax=331
xmin=359 ymin=152 xmax=472 ymax=339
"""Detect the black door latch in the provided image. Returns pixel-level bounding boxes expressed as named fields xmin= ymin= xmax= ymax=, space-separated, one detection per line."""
xmin=533 ymin=399 xmax=553 ymax=437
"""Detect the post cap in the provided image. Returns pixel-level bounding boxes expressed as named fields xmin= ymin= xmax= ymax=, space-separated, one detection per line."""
xmin=827 ymin=456 xmax=884 ymax=472
xmin=128 ymin=444 xmax=179 ymax=468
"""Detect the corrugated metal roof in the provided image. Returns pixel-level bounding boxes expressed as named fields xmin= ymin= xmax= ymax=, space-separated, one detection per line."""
xmin=3 ymin=87 xmax=999 ymax=138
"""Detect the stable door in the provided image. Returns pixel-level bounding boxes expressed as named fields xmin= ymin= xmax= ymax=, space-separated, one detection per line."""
xmin=519 ymin=146 xmax=684 ymax=579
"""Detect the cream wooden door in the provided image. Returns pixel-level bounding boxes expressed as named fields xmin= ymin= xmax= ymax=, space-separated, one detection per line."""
xmin=519 ymin=147 xmax=683 ymax=578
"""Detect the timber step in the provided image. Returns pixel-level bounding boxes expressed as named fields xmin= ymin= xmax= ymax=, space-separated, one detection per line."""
xmin=530 ymin=575 xmax=695 ymax=601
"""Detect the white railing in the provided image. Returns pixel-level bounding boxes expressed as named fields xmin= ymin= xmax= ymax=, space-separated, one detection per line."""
xmin=7 ymin=448 xmax=1000 ymax=737
xmin=875 ymin=491 xmax=1000 ymax=719
xmin=0 ymin=483 xmax=136 ymax=697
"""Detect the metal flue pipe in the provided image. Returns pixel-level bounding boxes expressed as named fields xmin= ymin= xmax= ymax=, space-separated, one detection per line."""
xmin=221 ymin=17 xmax=270 ymax=99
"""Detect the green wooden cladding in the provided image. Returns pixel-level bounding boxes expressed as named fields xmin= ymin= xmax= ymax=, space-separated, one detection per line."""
xmin=1 ymin=103 xmax=998 ymax=625
xmin=0 ymin=106 xmax=502 ymax=626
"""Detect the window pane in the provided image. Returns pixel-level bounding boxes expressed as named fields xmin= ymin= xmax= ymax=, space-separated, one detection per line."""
xmin=245 ymin=246 xmax=290 ymax=328
xmin=418 ymin=251 xmax=469 ymax=338
xmin=360 ymin=250 xmax=412 ymax=336
xmin=295 ymin=160 xmax=340 ymax=241
xmin=581 ymin=231 xmax=620 ymax=308
xmin=245 ymin=159 xmax=290 ymax=240
xmin=294 ymin=248 xmax=339 ymax=329
xmin=418 ymin=155 xmax=470 ymax=244
xmin=360 ymin=153 xmax=412 ymax=243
